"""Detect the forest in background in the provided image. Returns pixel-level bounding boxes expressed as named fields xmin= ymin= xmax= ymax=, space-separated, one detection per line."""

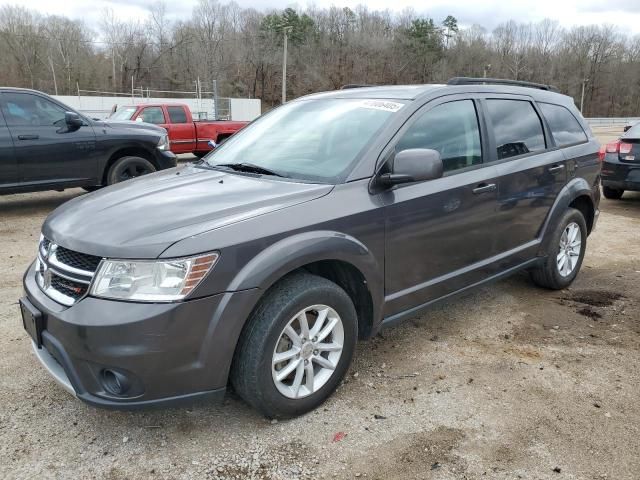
xmin=0 ymin=0 xmax=639 ymax=116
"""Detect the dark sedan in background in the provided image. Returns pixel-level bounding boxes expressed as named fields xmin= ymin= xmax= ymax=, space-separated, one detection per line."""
xmin=601 ymin=123 xmax=640 ymax=199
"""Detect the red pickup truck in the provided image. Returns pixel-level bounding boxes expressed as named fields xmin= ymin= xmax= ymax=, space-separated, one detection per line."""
xmin=109 ymin=103 xmax=248 ymax=157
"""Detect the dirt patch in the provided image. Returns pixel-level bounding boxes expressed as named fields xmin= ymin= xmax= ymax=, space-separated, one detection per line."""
xmin=565 ymin=289 xmax=623 ymax=307
xmin=351 ymin=427 xmax=466 ymax=479
xmin=576 ymin=306 xmax=603 ymax=320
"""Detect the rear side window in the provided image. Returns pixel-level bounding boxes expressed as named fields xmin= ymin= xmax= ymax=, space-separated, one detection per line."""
xmin=396 ymin=100 xmax=482 ymax=173
xmin=539 ymin=103 xmax=587 ymax=147
xmin=486 ymin=99 xmax=546 ymax=160
xmin=140 ymin=107 xmax=165 ymax=124
xmin=167 ymin=106 xmax=188 ymax=124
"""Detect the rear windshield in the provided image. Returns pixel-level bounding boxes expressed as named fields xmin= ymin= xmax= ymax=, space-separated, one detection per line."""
xmin=110 ymin=107 xmax=137 ymax=121
xmin=205 ymin=98 xmax=404 ymax=183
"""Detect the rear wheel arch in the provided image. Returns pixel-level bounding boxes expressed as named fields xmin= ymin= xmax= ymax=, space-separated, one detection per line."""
xmin=539 ymin=178 xmax=596 ymax=254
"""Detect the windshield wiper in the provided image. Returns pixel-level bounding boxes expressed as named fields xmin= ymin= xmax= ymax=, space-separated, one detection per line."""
xmin=214 ymin=163 xmax=287 ymax=178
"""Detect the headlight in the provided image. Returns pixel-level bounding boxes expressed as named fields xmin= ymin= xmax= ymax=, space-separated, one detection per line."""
xmin=157 ymin=134 xmax=170 ymax=151
xmin=90 ymin=253 xmax=218 ymax=302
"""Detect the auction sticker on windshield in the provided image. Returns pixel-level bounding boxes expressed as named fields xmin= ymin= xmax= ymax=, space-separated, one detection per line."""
xmin=360 ymin=100 xmax=404 ymax=112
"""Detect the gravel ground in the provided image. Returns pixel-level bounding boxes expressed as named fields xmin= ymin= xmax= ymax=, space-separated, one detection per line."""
xmin=1 ymin=128 xmax=639 ymax=479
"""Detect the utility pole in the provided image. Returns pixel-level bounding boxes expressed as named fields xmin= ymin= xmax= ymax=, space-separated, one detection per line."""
xmin=580 ymin=78 xmax=589 ymax=114
xmin=48 ymin=57 xmax=58 ymax=95
xmin=483 ymin=64 xmax=491 ymax=79
xmin=282 ymin=26 xmax=292 ymax=105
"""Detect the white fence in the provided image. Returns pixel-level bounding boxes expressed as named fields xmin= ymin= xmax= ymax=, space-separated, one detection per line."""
xmin=586 ymin=117 xmax=640 ymax=127
xmin=52 ymin=95 xmax=261 ymax=122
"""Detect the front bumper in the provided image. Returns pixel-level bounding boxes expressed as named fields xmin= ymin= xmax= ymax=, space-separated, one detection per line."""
xmin=601 ymin=155 xmax=640 ymax=191
xmin=22 ymin=261 xmax=261 ymax=409
xmin=154 ymin=149 xmax=178 ymax=170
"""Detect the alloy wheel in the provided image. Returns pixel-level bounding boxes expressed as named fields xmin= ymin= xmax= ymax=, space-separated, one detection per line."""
xmin=557 ymin=222 xmax=582 ymax=277
xmin=271 ymin=304 xmax=344 ymax=399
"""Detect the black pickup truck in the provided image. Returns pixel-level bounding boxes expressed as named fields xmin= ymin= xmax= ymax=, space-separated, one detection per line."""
xmin=0 ymin=88 xmax=177 ymax=194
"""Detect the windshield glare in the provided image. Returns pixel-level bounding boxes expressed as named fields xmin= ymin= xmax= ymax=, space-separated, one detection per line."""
xmin=205 ymin=99 xmax=404 ymax=183
xmin=110 ymin=107 xmax=137 ymax=121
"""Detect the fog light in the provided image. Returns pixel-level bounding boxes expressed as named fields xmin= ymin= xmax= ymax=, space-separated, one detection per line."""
xmin=101 ymin=369 xmax=131 ymax=396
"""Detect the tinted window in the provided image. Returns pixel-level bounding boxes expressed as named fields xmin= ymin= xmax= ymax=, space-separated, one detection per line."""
xmin=396 ymin=100 xmax=482 ymax=172
xmin=140 ymin=107 xmax=165 ymax=124
xmin=2 ymin=93 xmax=66 ymax=127
xmin=167 ymin=106 xmax=188 ymax=124
xmin=486 ymin=99 xmax=545 ymax=160
xmin=539 ymin=103 xmax=587 ymax=147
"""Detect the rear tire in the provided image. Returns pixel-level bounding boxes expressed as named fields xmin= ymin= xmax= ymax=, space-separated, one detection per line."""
xmin=82 ymin=186 xmax=101 ymax=192
xmin=107 ymin=156 xmax=156 ymax=185
xmin=230 ymin=272 xmax=357 ymax=418
xmin=530 ymin=208 xmax=587 ymax=290
xmin=602 ymin=186 xmax=624 ymax=200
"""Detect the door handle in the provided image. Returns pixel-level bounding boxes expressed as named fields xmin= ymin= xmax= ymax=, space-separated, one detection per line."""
xmin=17 ymin=134 xmax=39 ymax=140
xmin=472 ymin=183 xmax=497 ymax=194
xmin=548 ymin=164 xmax=565 ymax=173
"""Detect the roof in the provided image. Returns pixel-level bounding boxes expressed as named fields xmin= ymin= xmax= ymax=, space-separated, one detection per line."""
xmin=299 ymin=85 xmax=447 ymax=101
xmin=296 ymin=82 xmax=572 ymax=105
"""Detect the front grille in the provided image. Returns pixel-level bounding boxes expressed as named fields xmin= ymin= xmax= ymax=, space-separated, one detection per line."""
xmin=55 ymin=246 xmax=102 ymax=273
xmin=50 ymin=275 xmax=89 ymax=302
xmin=36 ymin=236 xmax=102 ymax=306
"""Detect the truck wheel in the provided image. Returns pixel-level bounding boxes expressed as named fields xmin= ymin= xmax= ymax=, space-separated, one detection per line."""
xmin=530 ymin=208 xmax=587 ymax=290
xmin=231 ymin=272 xmax=357 ymax=418
xmin=107 ymin=156 xmax=156 ymax=185
xmin=602 ymin=186 xmax=624 ymax=200
xmin=193 ymin=151 xmax=209 ymax=159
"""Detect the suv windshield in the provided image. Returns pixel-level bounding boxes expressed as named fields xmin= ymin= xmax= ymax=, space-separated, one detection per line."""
xmin=110 ymin=107 xmax=137 ymax=121
xmin=205 ymin=98 xmax=404 ymax=183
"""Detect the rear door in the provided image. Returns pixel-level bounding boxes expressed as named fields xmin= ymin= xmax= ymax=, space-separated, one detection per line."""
xmin=483 ymin=97 xmax=566 ymax=253
xmin=165 ymin=106 xmax=196 ymax=153
xmin=0 ymin=105 xmax=17 ymax=189
xmin=1 ymin=91 xmax=98 ymax=186
xmin=383 ymin=96 xmax=502 ymax=316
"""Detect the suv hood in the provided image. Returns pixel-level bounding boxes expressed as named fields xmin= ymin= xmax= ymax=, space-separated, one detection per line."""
xmin=43 ymin=164 xmax=333 ymax=259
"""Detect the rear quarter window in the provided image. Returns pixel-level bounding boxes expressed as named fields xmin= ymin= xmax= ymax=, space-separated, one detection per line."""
xmin=539 ymin=103 xmax=587 ymax=147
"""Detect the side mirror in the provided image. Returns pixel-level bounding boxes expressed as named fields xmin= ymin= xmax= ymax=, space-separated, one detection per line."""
xmin=379 ymin=148 xmax=443 ymax=187
xmin=65 ymin=111 xmax=83 ymax=130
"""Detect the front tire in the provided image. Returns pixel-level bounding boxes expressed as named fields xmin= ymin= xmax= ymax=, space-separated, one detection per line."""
xmin=602 ymin=186 xmax=624 ymax=200
xmin=107 ymin=156 xmax=156 ymax=185
xmin=530 ymin=208 xmax=587 ymax=290
xmin=230 ymin=272 xmax=357 ymax=418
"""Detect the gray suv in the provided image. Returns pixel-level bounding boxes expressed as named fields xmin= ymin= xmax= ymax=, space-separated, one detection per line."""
xmin=20 ymin=78 xmax=601 ymax=418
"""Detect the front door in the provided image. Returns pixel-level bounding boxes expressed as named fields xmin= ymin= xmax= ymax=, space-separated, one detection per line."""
xmin=1 ymin=92 xmax=98 ymax=186
xmin=0 ymin=109 xmax=17 ymax=189
xmin=383 ymin=98 xmax=501 ymax=317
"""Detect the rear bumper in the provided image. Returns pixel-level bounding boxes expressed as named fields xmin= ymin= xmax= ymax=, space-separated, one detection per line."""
xmin=22 ymin=261 xmax=261 ymax=409
xmin=601 ymin=156 xmax=640 ymax=191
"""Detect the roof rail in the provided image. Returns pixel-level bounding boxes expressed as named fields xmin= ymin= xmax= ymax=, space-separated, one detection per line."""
xmin=340 ymin=84 xmax=374 ymax=89
xmin=447 ymin=77 xmax=559 ymax=93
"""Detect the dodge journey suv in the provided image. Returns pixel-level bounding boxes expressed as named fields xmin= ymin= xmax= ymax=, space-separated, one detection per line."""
xmin=21 ymin=78 xmax=601 ymax=418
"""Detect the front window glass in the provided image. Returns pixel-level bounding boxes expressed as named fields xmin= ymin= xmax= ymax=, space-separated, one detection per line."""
xmin=2 ymin=93 xmax=66 ymax=127
xmin=396 ymin=100 xmax=482 ymax=173
xmin=140 ymin=107 xmax=165 ymax=124
xmin=110 ymin=107 xmax=137 ymax=121
xmin=205 ymin=99 xmax=403 ymax=183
